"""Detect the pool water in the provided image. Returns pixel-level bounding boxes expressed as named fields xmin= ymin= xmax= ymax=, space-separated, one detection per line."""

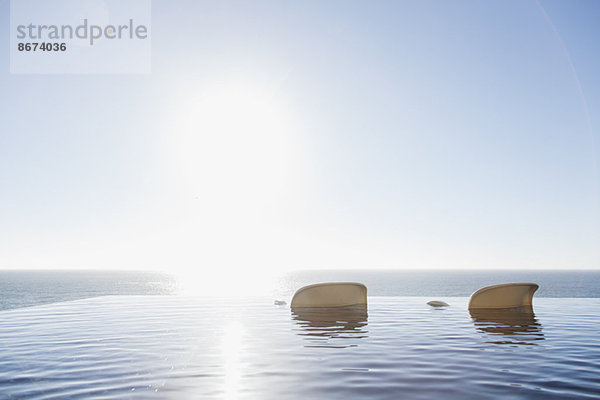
xmin=1 ymin=296 xmax=599 ymax=399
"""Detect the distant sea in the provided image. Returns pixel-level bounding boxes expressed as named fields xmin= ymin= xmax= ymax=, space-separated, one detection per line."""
xmin=1 ymin=269 xmax=599 ymax=311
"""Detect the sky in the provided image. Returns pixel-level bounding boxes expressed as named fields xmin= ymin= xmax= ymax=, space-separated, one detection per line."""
xmin=0 ymin=0 xmax=599 ymax=275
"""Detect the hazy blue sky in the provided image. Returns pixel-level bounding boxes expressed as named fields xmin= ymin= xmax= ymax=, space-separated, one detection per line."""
xmin=1 ymin=0 xmax=599 ymax=274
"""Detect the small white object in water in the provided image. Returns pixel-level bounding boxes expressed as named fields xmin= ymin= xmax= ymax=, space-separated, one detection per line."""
xmin=274 ymin=300 xmax=286 ymax=306
xmin=427 ymin=300 xmax=449 ymax=307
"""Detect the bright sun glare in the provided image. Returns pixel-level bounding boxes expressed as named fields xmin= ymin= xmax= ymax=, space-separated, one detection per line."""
xmin=167 ymin=80 xmax=301 ymax=295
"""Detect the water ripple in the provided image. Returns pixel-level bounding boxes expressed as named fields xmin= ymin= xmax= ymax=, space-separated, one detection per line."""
xmin=0 ymin=296 xmax=599 ymax=399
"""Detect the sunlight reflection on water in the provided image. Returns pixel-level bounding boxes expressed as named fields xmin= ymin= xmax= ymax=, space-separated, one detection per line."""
xmin=222 ymin=321 xmax=244 ymax=399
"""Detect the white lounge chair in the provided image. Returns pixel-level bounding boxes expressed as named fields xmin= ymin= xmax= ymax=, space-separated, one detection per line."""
xmin=290 ymin=282 xmax=367 ymax=308
xmin=468 ymin=283 xmax=539 ymax=310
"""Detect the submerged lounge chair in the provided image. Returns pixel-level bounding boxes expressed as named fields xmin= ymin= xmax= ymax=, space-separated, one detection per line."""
xmin=468 ymin=283 xmax=539 ymax=310
xmin=290 ymin=282 xmax=367 ymax=308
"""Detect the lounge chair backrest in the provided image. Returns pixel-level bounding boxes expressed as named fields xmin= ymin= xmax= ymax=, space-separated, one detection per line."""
xmin=291 ymin=282 xmax=367 ymax=308
xmin=468 ymin=283 xmax=539 ymax=309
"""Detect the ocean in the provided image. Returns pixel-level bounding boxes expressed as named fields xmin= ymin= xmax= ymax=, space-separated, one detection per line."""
xmin=1 ymin=269 xmax=599 ymax=312
xmin=1 ymin=270 xmax=599 ymax=399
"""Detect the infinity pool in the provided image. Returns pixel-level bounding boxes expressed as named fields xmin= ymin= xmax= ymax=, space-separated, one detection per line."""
xmin=1 ymin=296 xmax=599 ymax=399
